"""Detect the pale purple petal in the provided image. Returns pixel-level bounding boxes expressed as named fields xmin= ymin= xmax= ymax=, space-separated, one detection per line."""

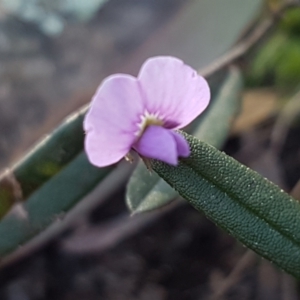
xmin=138 ymin=56 xmax=210 ymax=129
xmin=133 ymin=125 xmax=178 ymax=165
xmin=170 ymin=131 xmax=190 ymax=157
xmin=84 ymin=74 xmax=144 ymax=167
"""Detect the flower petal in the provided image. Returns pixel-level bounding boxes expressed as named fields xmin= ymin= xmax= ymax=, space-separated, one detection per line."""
xmin=133 ymin=125 xmax=178 ymax=165
xmin=138 ymin=56 xmax=210 ymax=129
xmin=84 ymin=74 xmax=144 ymax=167
xmin=170 ymin=131 xmax=190 ymax=157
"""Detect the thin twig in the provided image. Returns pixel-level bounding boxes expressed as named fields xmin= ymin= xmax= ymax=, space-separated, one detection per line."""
xmin=61 ymin=201 xmax=182 ymax=254
xmin=200 ymin=2 xmax=300 ymax=77
xmin=209 ymin=250 xmax=257 ymax=300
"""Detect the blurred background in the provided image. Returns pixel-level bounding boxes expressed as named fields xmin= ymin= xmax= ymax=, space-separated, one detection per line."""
xmin=0 ymin=0 xmax=261 ymax=170
xmin=0 ymin=0 xmax=300 ymax=299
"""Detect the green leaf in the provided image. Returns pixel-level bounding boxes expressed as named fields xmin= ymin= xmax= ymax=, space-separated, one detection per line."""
xmin=0 ymin=106 xmax=87 ymax=218
xmin=0 ymin=152 xmax=113 ymax=256
xmin=14 ymin=106 xmax=88 ymax=198
xmin=193 ymin=67 xmax=242 ymax=148
xmin=126 ymin=67 xmax=243 ymax=213
xmin=126 ymin=161 xmax=178 ymax=213
xmin=151 ymin=132 xmax=300 ymax=279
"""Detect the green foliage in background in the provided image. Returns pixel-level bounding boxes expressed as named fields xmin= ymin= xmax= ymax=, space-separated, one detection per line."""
xmin=248 ymin=8 xmax=300 ymax=90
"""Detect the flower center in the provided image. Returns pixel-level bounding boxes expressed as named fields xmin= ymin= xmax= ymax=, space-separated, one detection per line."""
xmin=136 ymin=110 xmax=164 ymax=137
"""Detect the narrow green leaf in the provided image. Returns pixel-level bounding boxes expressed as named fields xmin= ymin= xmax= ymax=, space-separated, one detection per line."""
xmin=151 ymin=132 xmax=300 ymax=278
xmin=193 ymin=66 xmax=242 ymax=148
xmin=0 ymin=152 xmax=113 ymax=256
xmin=14 ymin=106 xmax=88 ymax=198
xmin=0 ymin=106 xmax=88 ymax=218
xmin=126 ymin=162 xmax=178 ymax=213
xmin=126 ymin=67 xmax=243 ymax=213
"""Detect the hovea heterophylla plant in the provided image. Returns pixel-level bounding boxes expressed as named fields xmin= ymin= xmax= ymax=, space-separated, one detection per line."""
xmin=84 ymin=56 xmax=300 ymax=279
xmin=2 ymin=3 xmax=300 ymax=295
xmin=0 ymin=2 xmax=299 ymax=279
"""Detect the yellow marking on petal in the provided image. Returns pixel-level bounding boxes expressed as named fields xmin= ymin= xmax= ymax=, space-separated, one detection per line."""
xmin=136 ymin=110 xmax=164 ymax=137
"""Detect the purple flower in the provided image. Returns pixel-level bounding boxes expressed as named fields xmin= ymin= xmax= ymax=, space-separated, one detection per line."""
xmin=84 ymin=56 xmax=210 ymax=167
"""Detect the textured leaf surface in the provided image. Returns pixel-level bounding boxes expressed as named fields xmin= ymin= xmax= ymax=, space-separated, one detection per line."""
xmin=151 ymin=132 xmax=300 ymax=278
xmin=0 ymin=152 xmax=113 ymax=256
xmin=126 ymin=67 xmax=243 ymax=213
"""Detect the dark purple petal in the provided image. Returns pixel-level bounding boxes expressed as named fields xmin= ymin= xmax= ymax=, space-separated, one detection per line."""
xmin=170 ymin=131 xmax=190 ymax=157
xmin=138 ymin=56 xmax=210 ymax=129
xmin=133 ymin=125 xmax=178 ymax=165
